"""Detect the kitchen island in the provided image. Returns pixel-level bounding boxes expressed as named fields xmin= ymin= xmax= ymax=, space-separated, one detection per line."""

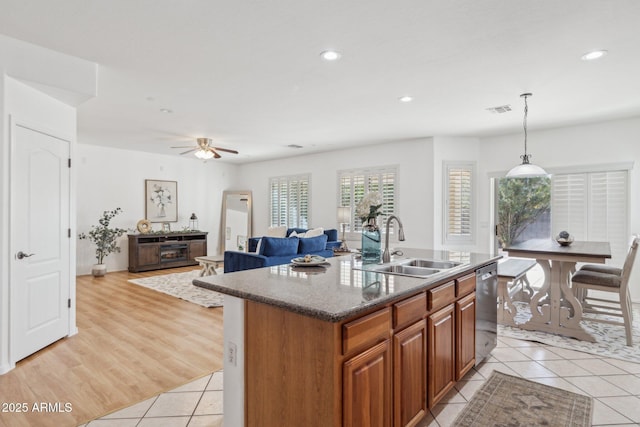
xmin=194 ymin=249 xmax=500 ymax=427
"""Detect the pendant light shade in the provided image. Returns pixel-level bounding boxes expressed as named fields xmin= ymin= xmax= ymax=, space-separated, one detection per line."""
xmin=505 ymin=93 xmax=548 ymax=178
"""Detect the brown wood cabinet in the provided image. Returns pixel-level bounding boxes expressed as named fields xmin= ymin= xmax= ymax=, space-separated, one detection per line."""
xmin=343 ymin=340 xmax=392 ymax=427
xmin=393 ymin=320 xmax=427 ymax=427
xmin=427 ymin=304 xmax=455 ymax=407
xmin=242 ymin=265 xmax=488 ymax=427
xmin=456 ymin=292 xmax=476 ymax=380
xmin=128 ymin=232 xmax=207 ymax=272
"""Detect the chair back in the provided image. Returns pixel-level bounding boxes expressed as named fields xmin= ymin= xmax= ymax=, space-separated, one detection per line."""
xmin=620 ymin=235 xmax=640 ymax=293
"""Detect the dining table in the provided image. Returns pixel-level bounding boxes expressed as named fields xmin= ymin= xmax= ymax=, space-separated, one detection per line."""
xmin=504 ymin=239 xmax=611 ymax=342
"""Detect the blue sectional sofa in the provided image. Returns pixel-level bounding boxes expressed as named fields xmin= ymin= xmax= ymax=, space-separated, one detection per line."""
xmin=224 ymin=233 xmax=334 ymax=273
xmin=246 ymin=228 xmax=341 ymax=253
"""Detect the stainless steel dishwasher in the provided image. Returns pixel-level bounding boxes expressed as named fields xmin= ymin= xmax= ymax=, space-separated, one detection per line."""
xmin=475 ymin=262 xmax=498 ymax=364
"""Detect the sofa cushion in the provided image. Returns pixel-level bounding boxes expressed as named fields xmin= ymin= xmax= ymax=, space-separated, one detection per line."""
xmin=298 ymin=234 xmax=328 ymax=254
xmin=304 ymin=227 xmax=324 ymax=238
xmin=259 ymin=236 xmax=300 ymax=256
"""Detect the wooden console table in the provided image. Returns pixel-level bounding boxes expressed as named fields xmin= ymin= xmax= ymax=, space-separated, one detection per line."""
xmin=128 ymin=232 xmax=208 ymax=272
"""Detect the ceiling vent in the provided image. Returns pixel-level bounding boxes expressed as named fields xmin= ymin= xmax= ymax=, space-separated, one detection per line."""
xmin=287 ymin=144 xmax=304 ymax=149
xmin=486 ymin=104 xmax=512 ymax=114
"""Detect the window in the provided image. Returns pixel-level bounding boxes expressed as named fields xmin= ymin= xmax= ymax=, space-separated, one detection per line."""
xmin=269 ymin=174 xmax=310 ymax=228
xmin=552 ymin=169 xmax=629 ymax=264
xmin=338 ymin=166 xmax=398 ymax=234
xmin=443 ymin=162 xmax=475 ymax=244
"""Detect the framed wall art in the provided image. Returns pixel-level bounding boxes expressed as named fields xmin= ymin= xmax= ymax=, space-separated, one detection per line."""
xmin=145 ymin=179 xmax=178 ymax=222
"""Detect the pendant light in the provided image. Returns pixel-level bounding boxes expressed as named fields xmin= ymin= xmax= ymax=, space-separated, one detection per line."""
xmin=506 ymin=93 xmax=548 ymax=178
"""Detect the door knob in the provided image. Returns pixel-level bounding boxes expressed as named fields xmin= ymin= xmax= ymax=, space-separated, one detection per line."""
xmin=16 ymin=251 xmax=35 ymax=260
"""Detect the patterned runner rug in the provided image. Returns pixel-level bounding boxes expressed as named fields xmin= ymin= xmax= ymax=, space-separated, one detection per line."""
xmin=453 ymin=371 xmax=592 ymax=427
xmin=499 ymin=302 xmax=640 ymax=363
xmin=128 ymin=270 xmax=224 ymax=308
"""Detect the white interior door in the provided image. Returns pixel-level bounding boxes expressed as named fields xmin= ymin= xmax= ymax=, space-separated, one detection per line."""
xmin=10 ymin=121 xmax=71 ymax=363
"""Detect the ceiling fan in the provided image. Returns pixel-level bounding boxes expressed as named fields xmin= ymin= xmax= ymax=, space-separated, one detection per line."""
xmin=171 ymin=138 xmax=239 ymax=159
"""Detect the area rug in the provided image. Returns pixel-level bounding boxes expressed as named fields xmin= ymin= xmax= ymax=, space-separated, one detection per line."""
xmin=453 ymin=371 xmax=592 ymax=427
xmin=128 ymin=270 xmax=224 ymax=308
xmin=499 ymin=302 xmax=640 ymax=363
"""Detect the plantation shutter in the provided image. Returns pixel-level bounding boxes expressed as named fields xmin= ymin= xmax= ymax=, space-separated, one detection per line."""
xmin=444 ymin=162 xmax=474 ymax=243
xmin=338 ymin=166 xmax=398 ymax=233
xmin=269 ymin=174 xmax=311 ymax=228
xmin=551 ymin=170 xmax=628 ymax=265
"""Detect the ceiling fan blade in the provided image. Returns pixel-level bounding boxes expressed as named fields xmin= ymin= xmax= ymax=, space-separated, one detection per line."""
xmin=209 ymin=148 xmax=222 ymax=159
xmin=212 ymin=147 xmax=239 ymax=154
xmin=180 ymin=148 xmax=197 ymax=155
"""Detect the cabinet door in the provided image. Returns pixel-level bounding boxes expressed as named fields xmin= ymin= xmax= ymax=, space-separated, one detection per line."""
xmin=427 ymin=304 xmax=455 ymax=407
xmin=138 ymin=245 xmax=160 ymax=267
xmin=189 ymin=241 xmax=207 ymax=258
xmin=393 ymin=320 xmax=427 ymax=427
xmin=343 ymin=339 xmax=392 ymax=427
xmin=456 ymin=292 xmax=476 ymax=380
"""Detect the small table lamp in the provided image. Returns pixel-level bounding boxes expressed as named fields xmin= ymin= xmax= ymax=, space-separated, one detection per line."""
xmin=189 ymin=213 xmax=199 ymax=231
xmin=337 ymin=206 xmax=351 ymax=251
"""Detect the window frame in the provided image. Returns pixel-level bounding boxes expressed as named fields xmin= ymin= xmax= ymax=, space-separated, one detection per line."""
xmin=443 ymin=161 xmax=476 ymax=245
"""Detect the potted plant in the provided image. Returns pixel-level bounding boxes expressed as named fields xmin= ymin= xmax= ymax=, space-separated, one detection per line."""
xmin=79 ymin=208 xmax=128 ymax=277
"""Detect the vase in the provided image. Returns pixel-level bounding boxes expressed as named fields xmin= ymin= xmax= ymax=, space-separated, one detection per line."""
xmin=361 ymin=218 xmax=381 ymax=264
xmin=91 ymin=263 xmax=107 ymax=277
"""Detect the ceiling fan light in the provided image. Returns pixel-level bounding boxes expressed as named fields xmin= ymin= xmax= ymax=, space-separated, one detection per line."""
xmin=195 ymin=149 xmax=214 ymax=160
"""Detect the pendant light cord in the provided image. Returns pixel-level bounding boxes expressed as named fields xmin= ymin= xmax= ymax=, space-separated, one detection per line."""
xmin=520 ymin=93 xmax=531 ymax=164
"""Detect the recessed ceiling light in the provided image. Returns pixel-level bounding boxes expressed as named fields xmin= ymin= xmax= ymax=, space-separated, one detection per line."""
xmin=399 ymin=96 xmax=413 ymax=103
xmin=160 ymin=108 xmax=173 ymax=113
xmin=320 ymin=50 xmax=341 ymax=61
xmin=581 ymin=50 xmax=608 ymax=61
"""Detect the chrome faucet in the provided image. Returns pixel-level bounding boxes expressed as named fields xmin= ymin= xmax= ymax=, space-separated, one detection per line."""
xmin=382 ymin=215 xmax=405 ymax=263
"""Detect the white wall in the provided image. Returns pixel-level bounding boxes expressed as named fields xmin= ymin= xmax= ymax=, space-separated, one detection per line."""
xmin=75 ymin=144 xmax=239 ymax=274
xmin=235 ymin=138 xmax=435 ymax=251
xmin=0 ymin=34 xmax=97 ymax=374
xmin=478 ymin=116 xmax=640 ymax=299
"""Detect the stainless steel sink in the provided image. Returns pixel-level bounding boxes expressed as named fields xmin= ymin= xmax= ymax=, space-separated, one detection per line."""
xmin=354 ymin=257 xmax=465 ymax=278
xmin=372 ymin=264 xmax=441 ymax=277
xmin=398 ymin=259 xmax=462 ymax=270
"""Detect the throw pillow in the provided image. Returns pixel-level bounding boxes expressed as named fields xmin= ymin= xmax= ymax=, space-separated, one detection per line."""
xmin=289 ymin=230 xmax=306 ymax=238
xmin=298 ymin=234 xmax=328 ymax=253
xmin=266 ymin=226 xmax=288 ymax=237
xmin=260 ymin=237 xmax=300 ymax=256
xmin=254 ymin=238 xmax=262 ymax=253
xmin=303 ymin=227 xmax=324 ymax=238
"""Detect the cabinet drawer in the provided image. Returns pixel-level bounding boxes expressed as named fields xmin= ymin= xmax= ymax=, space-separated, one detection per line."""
xmin=343 ymin=308 xmax=391 ymax=355
xmin=427 ymin=281 xmax=455 ymax=312
xmin=393 ymin=293 xmax=426 ymax=330
xmin=456 ymin=273 xmax=476 ymax=297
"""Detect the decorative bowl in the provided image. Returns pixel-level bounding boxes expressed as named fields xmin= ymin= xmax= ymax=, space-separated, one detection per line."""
xmin=555 ymin=235 xmax=574 ymax=246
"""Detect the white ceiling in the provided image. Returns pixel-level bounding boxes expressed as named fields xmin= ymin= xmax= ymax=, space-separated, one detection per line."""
xmin=1 ymin=0 xmax=639 ymax=164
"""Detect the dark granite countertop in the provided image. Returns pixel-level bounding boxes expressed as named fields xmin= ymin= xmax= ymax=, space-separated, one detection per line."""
xmin=193 ymin=248 xmax=500 ymax=322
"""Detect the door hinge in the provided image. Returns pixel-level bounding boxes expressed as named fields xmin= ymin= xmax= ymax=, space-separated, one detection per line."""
xmin=68 ymin=299 xmax=71 ymax=308
xmin=495 ymin=225 xmax=498 ymax=236
xmin=68 ymin=228 xmax=71 ymax=238
xmin=68 ymin=158 xmax=71 ymax=168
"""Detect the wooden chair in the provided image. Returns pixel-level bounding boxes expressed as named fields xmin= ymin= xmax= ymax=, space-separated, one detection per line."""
xmin=571 ymin=236 xmax=639 ymax=346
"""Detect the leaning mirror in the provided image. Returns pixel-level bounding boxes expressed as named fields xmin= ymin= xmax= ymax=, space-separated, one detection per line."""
xmin=221 ymin=191 xmax=252 ymax=252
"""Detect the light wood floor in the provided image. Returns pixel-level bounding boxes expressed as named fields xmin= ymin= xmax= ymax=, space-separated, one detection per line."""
xmin=0 ymin=267 xmax=224 ymax=427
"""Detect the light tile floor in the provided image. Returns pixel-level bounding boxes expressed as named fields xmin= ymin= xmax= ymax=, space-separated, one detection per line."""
xmin=82 ymin=336 xmax=640 ymax=426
